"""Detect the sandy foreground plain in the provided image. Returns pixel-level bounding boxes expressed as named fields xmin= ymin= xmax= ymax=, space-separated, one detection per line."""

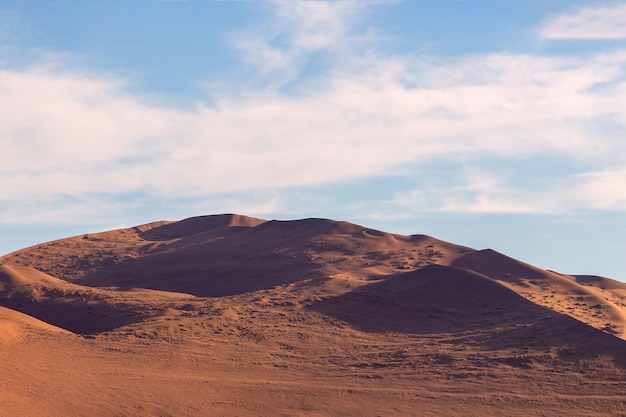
xmin=1 ymin=214 xmax=626 ymax=416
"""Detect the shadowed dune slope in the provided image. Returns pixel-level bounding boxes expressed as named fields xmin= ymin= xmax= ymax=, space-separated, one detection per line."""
xmin=0 ymin=264 xmax=152 ymax=334
xmin=0 ymin=214 xmax=268 ymax=282
xmin=311 ymin=264 xmax=528 ymax=333
xmin=91 ymin=218 xmax=470 ymax=296
xmin=310 ymin=264 xmax=626 ymax=363
xmin=449 ymin=249 xmax=626 ymax=338
xmin=0 ymin=306 xmax=70 ymax=345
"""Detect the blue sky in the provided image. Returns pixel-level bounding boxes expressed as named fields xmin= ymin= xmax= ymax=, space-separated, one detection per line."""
xmin=1 ymin=0 xmax=625 ymax=280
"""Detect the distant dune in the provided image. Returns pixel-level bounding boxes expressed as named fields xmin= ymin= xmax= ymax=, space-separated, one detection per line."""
xmin=1 ymin=214 xmax=626 ymax=416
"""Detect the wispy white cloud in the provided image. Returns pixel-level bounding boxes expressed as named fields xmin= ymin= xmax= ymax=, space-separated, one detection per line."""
xmin=573 ymin=168 xmax=626 ymax=210
xmin=388 ymin=167 xmax=557 ymax=215
xmin=229 ymin=0 xmax=378 ymax=89
xmin=2 ymin=1 xmax=626 ymax=224
xmin=386 ymin=166 xmax=626 ymax=216
xmin=540 ymin=4 xmax=626 ymax=40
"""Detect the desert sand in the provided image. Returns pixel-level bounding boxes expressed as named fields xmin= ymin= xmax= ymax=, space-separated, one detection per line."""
xmin=1 ymin=214 xmax=626 ymax=416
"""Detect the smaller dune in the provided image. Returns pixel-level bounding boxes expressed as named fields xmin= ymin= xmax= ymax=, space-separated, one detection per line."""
xmin=0 ymin=264 xmax=152 ymax=334
xmin=310 ymin=264 xmax=538 ymax=334
xmin=0 ymin=306 xmax=71 ymax=345
xmin=449 ymin=249 xmax=626 ymax=338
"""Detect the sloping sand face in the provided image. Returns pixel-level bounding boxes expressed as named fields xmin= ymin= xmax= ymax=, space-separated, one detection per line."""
xmin=1 ymin=214 xmax=626 ymax=416
xmin=449 ymin=249 xmax=626 ymax=338
xmin=0 ymin=305 xmax=70 ymax=345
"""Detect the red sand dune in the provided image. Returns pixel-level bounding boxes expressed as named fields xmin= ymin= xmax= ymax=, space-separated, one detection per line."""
xmin=1 ymin=214 xmax=626 ymax=416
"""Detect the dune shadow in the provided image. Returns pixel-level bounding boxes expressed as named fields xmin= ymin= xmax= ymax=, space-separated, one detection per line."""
xmin=78 ymin=218 xmax=358 ymax=297
xmin=0 ymin=297 xmax=150 ymax=335
xmin=308 ymin=265 xmax=626 ymax=366
xmin=80 ymin=243 xmax=324 ymax=297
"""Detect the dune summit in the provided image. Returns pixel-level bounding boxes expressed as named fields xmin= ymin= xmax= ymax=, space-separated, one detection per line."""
xmin=1 ymin=214 xmax=626 ymax=416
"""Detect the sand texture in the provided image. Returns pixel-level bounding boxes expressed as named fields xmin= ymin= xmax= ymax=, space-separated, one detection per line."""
xmin=1 ymin=214 xmax=626 ymax=416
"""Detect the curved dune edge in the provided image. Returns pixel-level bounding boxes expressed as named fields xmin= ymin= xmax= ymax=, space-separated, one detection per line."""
xmin=448 ymin=249 xmax=626 ymax=338
xmin=0 ymin=306 xmax=72 ymax=345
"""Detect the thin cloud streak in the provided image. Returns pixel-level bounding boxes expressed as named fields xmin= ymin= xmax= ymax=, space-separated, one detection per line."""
xmin=229 ymin=0 xmax=378 ymax=91
xmin=388 ymin=167 xmax=626 ymax=215
xmin=540 ymin=4 xmax=626 ymax=40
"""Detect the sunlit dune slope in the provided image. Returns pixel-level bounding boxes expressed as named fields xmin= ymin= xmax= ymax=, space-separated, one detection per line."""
xmin=311 ymin=264 xmax=626 ymax=360
xmin=449 ymin=249 xmax=626 ymax=338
